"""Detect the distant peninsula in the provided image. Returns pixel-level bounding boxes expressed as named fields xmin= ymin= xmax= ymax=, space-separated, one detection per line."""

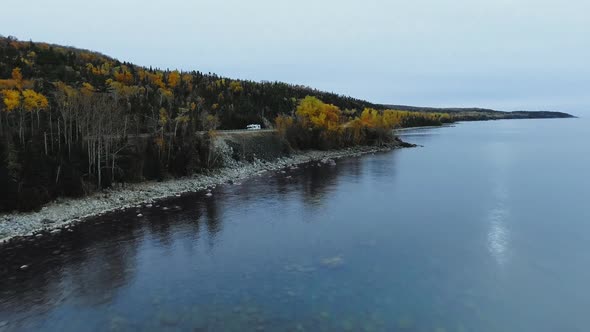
xmin=382 ymin=105 xmax=574 ymax=120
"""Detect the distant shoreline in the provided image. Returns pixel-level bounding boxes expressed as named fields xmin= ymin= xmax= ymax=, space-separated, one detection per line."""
xmin=394 ymin=124 xmax=455 ymax=133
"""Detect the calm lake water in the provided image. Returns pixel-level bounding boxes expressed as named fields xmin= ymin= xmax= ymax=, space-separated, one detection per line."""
xmin=1 ymin=118 xmax=589 ymax=331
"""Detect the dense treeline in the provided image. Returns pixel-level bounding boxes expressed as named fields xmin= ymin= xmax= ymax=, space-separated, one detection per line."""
xmin=276 ymin=96 xmax=452 ymax=149
xmin=0 ymin=36 xmax=388 ymax=212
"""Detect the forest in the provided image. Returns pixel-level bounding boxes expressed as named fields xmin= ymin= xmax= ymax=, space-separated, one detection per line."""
xmin=276 ymin=96 xmax=451 ymax=149
xmin=0 ymin=36 xmax=569 ymax=212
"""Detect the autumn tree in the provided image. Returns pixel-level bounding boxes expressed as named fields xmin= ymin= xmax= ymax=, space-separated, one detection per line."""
xmin=167 ymin=70 xmax=181 ymax=89
xmin=0 ymin=89 xmax=21 ymax=136
xmin=114 ymin=67 xmax=134 ymax=85
xmin=22 ymin=89 xmax=49 ymax=131
xmin=295 ymin=96 xmax=343 ymax=148
xmin=229 ymin=81 xmax=243 ymax=94
xmin=1 ymin=89 xmax=24 ymax=143
xmin=1 ymin=89 xmax=20 ymax=111
xmin=11 ymin=68 xmax=23 ymax=90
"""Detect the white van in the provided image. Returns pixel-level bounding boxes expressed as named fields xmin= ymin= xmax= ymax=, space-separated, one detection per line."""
xmin=246 ymin=124 xmax=261 ymax=130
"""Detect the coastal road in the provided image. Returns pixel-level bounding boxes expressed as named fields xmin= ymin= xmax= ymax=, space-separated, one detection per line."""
xmin=85 ymin=129 xmax=277 ymax=141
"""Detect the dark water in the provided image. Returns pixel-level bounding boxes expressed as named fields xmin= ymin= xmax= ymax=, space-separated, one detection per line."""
xmin=1 ymin=118 xmax=589 ymax=331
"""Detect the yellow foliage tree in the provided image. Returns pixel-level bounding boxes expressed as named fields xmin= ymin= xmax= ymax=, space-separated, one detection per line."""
xmin=229 ymin=81 xmax=243 ymax=94
xmin=148 ymin=72 xmax=166 ymax=89
xmin=1 ymin=89 xmax=21 ymax=112
xmin=22 ymin=89 xmax=49 ymax=130
xmin=296 ymin=96 xmax=341 ymax=131
xmin=346 ymin=118 xmax=366 ymax=145
xmin=22 ymin=89 xmax=48 ymax=112
xmin=81 ymin=82 xmax=95 ymax=97
xmin=11 ymin=68 xmax=23 ymax=90
xmin=293 ymin=96 xmax=344 ymax=148
xmin=114 ymin=68 xmax=134 ymax=85
xmin=167 ymin=70 xmax=181 ymax=89
xmin=358 ymin=108 xmax=382 ymax=128
xmin=1 ymin=89 xmax=25 ymax=143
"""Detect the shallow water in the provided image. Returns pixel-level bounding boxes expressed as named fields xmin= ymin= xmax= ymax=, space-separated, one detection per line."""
xmin=1 ymin=118 xmax=589 ymax=331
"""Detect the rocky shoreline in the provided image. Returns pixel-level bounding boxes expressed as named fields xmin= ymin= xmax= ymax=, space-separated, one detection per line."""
xmin=0 ymin=144 xmax=408 ymax=246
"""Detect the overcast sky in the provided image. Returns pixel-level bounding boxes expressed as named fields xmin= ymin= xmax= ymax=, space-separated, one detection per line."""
xmin=2 ymin=0 xmax=588 ymax=114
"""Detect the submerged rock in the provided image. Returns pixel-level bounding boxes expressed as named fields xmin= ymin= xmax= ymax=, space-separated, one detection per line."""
xmin=322 ymin=158 xmax=336 ymax=166
xmin=109 ymin=316 xmax=128 ymax=331
xmin=397 ymin=316 xmax=414 ymax=330
xmin=283 ymin=264 xmax=316 ymax=273
xmin=158 ymin=312 xmax=180 ymax=326
xmin=320 ymin=256 xmax=344 ymax=268
xmin=341 ymin=319 xmax=354 ymax=331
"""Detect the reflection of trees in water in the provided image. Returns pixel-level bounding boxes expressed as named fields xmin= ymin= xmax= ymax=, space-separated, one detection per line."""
xmin=297 ymin=163 xmax=340 ymax=208
xmin=284 ymin=157 xmax=372 ymax=209
xmin=290 ymin=153 xmax=399 ymax=208
xmin=222 ymin=160 xmax=354 ymax=211
xmin=195 ymin=155 xmax=398 ymax=222
xmin=364 ymin=151 xmax=400 ymax=179
xmin=203 ymin=197 xmax=221 ymax=237
xmin=142 ymin=189 xmax=252 ymax=253
xmin=0 ymin=151 xmax=402 ymax=326
xmin=341 ymin=156 xmax=363 ymax=181
xmin=146 ymin=209 xmax=174 ymax=247
xmin=0 ymin=215 xmax=142 ymax=320
xmin=0 ymin=246 xmax=57 ymax=324
xmin=67 ymin=236 xmax=138 ymax=305
xmin=142 ymin=195 xmax=222 ymax=250
xmin=198 ymin=196 xmax=222 ymax=250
